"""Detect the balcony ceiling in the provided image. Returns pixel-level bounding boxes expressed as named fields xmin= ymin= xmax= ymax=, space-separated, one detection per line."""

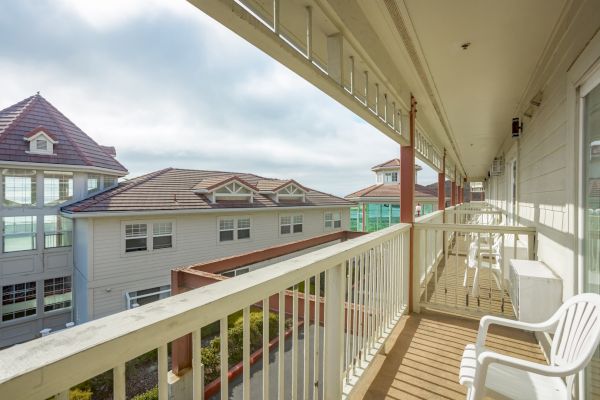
xmin=390 ymin=0 xmax=568 ymax=179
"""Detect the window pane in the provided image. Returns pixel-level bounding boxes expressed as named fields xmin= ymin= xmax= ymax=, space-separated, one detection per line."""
xmin=293 ymin=215 xmax=303 ymax=224
xmin=334 ymin=220 xmax=342 ymax=228
xmin=281 ymin=225 xmax=291 ymax=235
xmin=104 ymin=176 xmax=117 ymax=188
xmin=325 ymin=213 xmax=332 ymax=221
xmin=125 ymin=238 xmax=147 ymax=252
xmin=3 ymin=216 xmax=37 ymax=252
xmin=293 ymin=224 xmax=303 ymax=233
xmin=219 ymin=219 xmax=234 ymax=230
xmin=280 ymin=216 xmax=291 ymax=225
xmin=153 ymin=222 xmax=172 ymax=236
xmin=2 ymin=281 xmax=36 ymax=321
xmin=325 ymin=221 xmax=332 ymax=228
xmin=43 ymin=276 xmax=72 ymax=312
xmin=237 ymin=218 xmax=250 ymax=229
xmin=87 ymin=175 xmax=100 ymax=194
xmin=238 ymin=228 xmax=250 ymax=240
xmin=36 ymin=139 xmax=48 ymax=150
xmin=3 ymin=169 xmax=36 ymax=207
xmin=220 ymin=230 xmax=234 ymax=241
xmin=44 ymin=216 xmax=73 ymax=248
xmin=125 ymin=224 xmax=147 ymax=238
xmin=153 ymin=235 xmax=172 ymax=249
xmin=44 ymin=172 xmax=73 ymax=206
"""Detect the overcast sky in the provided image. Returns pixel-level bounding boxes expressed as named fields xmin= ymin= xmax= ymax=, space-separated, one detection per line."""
xmin=0 ymin=0 xmax=437 ymax=196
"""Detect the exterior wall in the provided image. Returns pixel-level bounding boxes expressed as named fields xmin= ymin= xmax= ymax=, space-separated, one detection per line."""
xmin=486 ymin=6 xmax=600 ymax=302
xmin=74 ymin=207 xmax=350 ymax=321
xmin=0 ymin=165 xmax=121 ymax=347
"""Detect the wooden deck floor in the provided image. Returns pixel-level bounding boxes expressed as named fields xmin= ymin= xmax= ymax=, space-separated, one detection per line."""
xmin=349 ymin=311 xmax=547 ymax=400
xmin=421 ymin=233 xmax=516 ymax=318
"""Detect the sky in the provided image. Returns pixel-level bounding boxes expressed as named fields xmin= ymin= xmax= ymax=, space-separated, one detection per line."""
xmin=0 ymin=0 xmax=437 ymax=197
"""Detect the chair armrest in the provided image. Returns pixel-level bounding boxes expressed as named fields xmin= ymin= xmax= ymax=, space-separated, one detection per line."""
xmin=477 ymin=350 xmax=573 ymax=377
xmin=475 ymin=315 xmax=556 ymax=350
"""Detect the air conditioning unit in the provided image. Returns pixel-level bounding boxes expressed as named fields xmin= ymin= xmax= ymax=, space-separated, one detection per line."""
xmin=509 ymin=260 xmax=562 ymax=323
xmin=491 ymin=157 xmax=504 ymax=176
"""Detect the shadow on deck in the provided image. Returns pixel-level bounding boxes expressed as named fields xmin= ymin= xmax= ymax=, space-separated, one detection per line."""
xmin=349 ymin=311 xmax=546 ymax=400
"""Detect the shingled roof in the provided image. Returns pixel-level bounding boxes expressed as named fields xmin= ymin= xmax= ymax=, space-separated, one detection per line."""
xmin=62 ymin=168 xmax=353 ymax=215
xmin=0 ymin=94 xmax=127 ymax=174
xmin=345 ymin=183 xmax=438 ymax=200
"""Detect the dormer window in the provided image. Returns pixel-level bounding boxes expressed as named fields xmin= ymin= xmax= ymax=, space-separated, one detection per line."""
xmin=277 ymin=184 xmax=306 ymax=202
xmin=378 ymin=171 xmax=398 ymax=183
xmin=23 ymin=128 xmax=58 ymax=155
xmin=212 ymin=181 xmax=254 ymax=203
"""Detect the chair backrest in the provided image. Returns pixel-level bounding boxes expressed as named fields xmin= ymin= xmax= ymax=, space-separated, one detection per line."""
xmin=550 ymin=293 xmax=600 ymax=371
xmin=466 ymin=241 xmax=478 ymax=268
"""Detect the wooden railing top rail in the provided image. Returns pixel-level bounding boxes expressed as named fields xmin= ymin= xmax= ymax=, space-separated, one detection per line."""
xmin=0 ymin=223 xmax=410 ymax=400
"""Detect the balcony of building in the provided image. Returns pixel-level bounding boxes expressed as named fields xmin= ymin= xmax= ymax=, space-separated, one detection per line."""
xmin=1 ymin=0 xmax=600 ymax=399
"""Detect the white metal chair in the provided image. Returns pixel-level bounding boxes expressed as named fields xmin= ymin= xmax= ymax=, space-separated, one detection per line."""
xmin=459 ymin=293 xmax=600 ymax=400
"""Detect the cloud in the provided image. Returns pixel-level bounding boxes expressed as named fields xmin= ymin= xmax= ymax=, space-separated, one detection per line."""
xmin=0 ymin=0 xmax=437 ymax=197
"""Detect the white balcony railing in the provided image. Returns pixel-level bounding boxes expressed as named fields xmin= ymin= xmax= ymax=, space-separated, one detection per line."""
xmin=0 ymin=223 xmax=410 ymax=400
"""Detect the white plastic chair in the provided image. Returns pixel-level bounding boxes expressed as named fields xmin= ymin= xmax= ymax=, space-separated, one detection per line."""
xmin=463 ymin=239 xmax=503 ymax=298
xmin=459 ymin=293 xmax=600 ymax=400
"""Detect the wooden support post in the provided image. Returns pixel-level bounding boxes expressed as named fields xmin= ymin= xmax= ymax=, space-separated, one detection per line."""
xmin=438 ymin=150 xmax=446 ymax=212
xmin=400 ymin=96 xmax=416 ymax=312
xmin=171 ymin=270 xmax=192 ymax=375
xmin=327 ymin=33 xmax=344 ymax=86
xmin=451 ymin=180 xmax=457 ymax=206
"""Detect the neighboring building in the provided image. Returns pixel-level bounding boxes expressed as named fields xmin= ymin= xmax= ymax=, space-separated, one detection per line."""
xmin=0 ymin=94 xmax=127 ymax=347
xmin=346 ymin=159 xmax=438 ymax=232
xmin=61 ymin=169 xmax=353 ymax=323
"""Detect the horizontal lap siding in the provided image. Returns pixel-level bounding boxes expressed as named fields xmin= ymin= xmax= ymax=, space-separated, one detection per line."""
xmin=86 ymin=208 xmax=349 ymax=319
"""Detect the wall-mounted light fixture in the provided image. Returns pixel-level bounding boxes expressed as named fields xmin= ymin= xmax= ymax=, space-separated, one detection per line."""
xmin=512 ymin=117 xmax=523 ymax=138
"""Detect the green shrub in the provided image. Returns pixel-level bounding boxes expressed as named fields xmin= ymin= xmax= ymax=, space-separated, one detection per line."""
xmin=131 ymin=386 xmax=158 ymax=400
xmin=69 ymin=388 xmax=92 ymax=400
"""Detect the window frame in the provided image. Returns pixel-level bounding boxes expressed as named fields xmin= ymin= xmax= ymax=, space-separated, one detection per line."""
xmin=2 ymin=216 xmax=37 ymax=253
xmin=43 ymin=215 xmax=73 ymax=249
xmin=1 ymin=281 xmax=37 ymax=322
xmin=2 ymin=169 xmax=37 ymax=207
xmin=121 ymin=220 xmax=176 ymax=255
xmin=43 ymin=171 xmax=74 ymax=206
xmin=280 ymin=213 xmax=304 ymax=236
xmin=125 ymin=285 xmax=171 ymax=309
xmin=124 ymin=223 xmax=148 ymax=253
xmin=87 ymin=174 xmax=101 ymax=195
xmin=43 ymin=276 xmax=72 ymax=313
xmin=152 ymin=222 xmax=173 ymax=250
xmin=217 ymin=216 xmax=252 ymax=244
xmin=324 ymin=210 xmax=342 ymax=230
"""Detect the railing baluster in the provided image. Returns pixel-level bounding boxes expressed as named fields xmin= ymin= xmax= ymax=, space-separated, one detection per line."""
xmin=313 ymin=273 xmax=321 ymax=400
xmin=220 ymin=318 xmax=228 ymax=400
xmin=158 ymin=344 xmax=168 ymax=400
xmin=352 ymin=254 xmax=360 ymax=375
xmin=262 ymin=298 xmax=270 ymax=400
xmin=192 ymin=328 xmax=204 ymax=400
xmin=303 ymin=278 xmax=310 ymax=400
xmin=113 ymin=363 xmax=125 ymax=400
xmin=357 ymin=252 xmax=365 ymax=366
xmin=323 ymin=263 xmax=345 ymax=399
xmin=292 ymin=285 xmax=299 ymax=400
xmin=243 ymin=307 xmax=250 ymax=400
xmin=344 ymin=261 xmax=352 ymax=380
xmin=278 ymin=291 xmax=285 ymax=399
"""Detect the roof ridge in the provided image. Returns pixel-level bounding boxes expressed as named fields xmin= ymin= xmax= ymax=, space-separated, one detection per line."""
xmin=66 ymin=168 xmax=173 ymax=212
xmin=0 ymin=95 xmax=38 ymax=145
xmin=307 ymin=188 xmax=354 ymax=204
xmin=172 ymin=167 xmax=266 ymax=180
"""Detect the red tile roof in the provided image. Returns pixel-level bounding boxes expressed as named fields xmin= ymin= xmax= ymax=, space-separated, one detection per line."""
xmin=0 ymin=94 xmax=127 ymax=174
xmin=371 ymin=158 xmax=400 ymax=170
xmin=345 ymin=183 xmax=438 ymax=200
xmin=62 ymin=168 xmax=353 ymax=214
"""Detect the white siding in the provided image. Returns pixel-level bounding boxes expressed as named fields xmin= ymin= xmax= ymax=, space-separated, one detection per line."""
xmin=79 ymin=207 xmax=350 ymax=319
xmin=488 ymin=5 xmax=600 ymax=300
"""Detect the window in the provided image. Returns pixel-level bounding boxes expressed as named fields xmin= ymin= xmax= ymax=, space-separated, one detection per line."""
xmin=104 ymin=176 xmax=117 ymax=188
xmin=237 ymin=218 xmax=250 ymax=239
xmin=281 ymin=215 xmax=303 ymax=235
xmin=126 ymin=285 xmax=170 ymax=309
xmin=43 ymin=276 xmax=71 ymax=312
xmin=153 ymin=222 xmax=172 ymax=249
xmin=44 ymin=172 xmax=73 ymax=206
xmin=222 ymin=267 xmax=249 ymax=277
xmin=2 ymin=282 xmax=36 ymax=321
xmin=219 ymin=217 xmax=251 ymax=242
xmin=87 ymin=174 xmax=100 ymax=195
xmin=36 ymin=139 xmax=48 ymax=151
xmin=125 ymin=223 xmax=147 ymax=252
xmin=44 ymin=215 xmax=73 ymax=248
xmin=384 ymin=172 xmax=398 ymax=183
xmin=219 ymin=218 xmax=234 ymax=241
xmin=3 ymin=216 xmax=36 ymax=252
xmin=325 ymin=211 xmax=342 ymax=229
xmin=2 ymin=169 xmax=36 ymax=207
